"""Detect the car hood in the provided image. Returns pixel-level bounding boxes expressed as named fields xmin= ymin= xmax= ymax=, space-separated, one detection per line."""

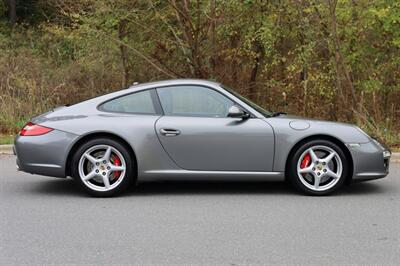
xmin=271 ymin=114 xmax=353 ymax=126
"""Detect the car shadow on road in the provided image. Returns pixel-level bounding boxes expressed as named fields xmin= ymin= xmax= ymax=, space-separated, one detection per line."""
xmin=128 ymin=180 xmax=293 ymax=196
xmin=27 ymin=178 xmax=84 ymax=197
xmin=27 ymin=177 xmax=391 ymax=197
xmin=125 ymin=180 xmax=391 ymax=197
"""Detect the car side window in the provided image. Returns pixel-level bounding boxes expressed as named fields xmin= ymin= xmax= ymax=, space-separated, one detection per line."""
xmin=100 ymin=90 xmax=156 ymax=114
xmin=157 ymin=86 xmax=234 ymax=117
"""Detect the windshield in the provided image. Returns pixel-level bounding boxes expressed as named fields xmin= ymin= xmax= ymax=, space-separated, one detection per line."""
xmin=222 ymin=86 xmax=273 ymax=117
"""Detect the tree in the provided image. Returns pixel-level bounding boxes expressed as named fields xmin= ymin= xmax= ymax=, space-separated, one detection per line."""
xmin=6 ymin=0 xmax=16 ymax=28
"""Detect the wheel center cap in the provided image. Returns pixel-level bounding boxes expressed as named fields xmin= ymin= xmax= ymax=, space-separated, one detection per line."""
xmin=100 ymin=165 xmax=106 ymax=171
xmin=317 ymin=164 xmax=323 ymax=170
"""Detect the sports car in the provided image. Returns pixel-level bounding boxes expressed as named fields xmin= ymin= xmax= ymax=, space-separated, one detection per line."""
xmin=14 ymin=79 xmax=391 ymax=196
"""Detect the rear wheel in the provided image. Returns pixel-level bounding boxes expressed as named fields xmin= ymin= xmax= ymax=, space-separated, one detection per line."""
xmin=287 ymin=139 xmax=348 ymax=195
xmin=71 ymin=138 xmax=135 ymax=197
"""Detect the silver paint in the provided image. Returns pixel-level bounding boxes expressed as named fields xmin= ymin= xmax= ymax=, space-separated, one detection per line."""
xmin=289 ymin=120 xmax=310 ymax=130
xmin=14 ymin=79 xmax=390 ymax=184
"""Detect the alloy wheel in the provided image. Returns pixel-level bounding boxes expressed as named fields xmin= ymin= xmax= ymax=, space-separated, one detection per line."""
xmin=78 ymin=145 xmax=126 ymax=192
xmin=296 ymin=145 xmax=343 ymax=192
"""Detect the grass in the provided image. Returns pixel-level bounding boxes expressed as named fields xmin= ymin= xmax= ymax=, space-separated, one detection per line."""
xmin=0 ymin=134 xmax=15 ymax=145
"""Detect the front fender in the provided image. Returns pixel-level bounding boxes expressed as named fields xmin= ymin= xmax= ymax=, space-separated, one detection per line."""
xmin=265 ymin=117 xmax=371 ymax=172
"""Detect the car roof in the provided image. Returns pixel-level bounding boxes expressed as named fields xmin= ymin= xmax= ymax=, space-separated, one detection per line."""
xmin=54 ymin=78 xmax=267 ymax=119
xmin=68 ymin=79 xmax=224 ymax=110
xmin=126 ymin=79 xmax=221 ymax=91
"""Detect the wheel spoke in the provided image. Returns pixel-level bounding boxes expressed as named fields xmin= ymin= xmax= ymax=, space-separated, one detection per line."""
xmin=102 ymin=173 xmax=111 ymax=189
xmin=323 ymin=152 xmax=336 ymax=164
xmin=110 ymin=165 xmax=125 ymax=172
xmin=299 ymin=165 xmax=314 ymax=174
xmin=326 ymin=169 xmax=339 ymax=179
xmin=102 ymin=146 xmax=112 ymax=161
xmin=83 ymin=170 xmax=97 ymax=181
xmin=308 ymin=148 xmax=319 ymax=163
xmin=84 ymin=153 xmax=97 ymax=164
xmin=314 ymin=175 xmax=321 ymax=189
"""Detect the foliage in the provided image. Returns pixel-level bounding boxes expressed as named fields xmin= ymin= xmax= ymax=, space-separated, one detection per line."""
xmin=0 ymin=0 xmax=399 ymax=148
xmin=0 ymin=134 xmax=14 ymax=145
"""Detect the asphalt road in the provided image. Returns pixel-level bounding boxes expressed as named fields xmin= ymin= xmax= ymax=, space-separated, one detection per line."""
xmin=1 ymin=155 xmax=399 ymax=265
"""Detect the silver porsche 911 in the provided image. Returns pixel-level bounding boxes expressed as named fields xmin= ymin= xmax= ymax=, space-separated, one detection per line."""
xmin=14 ymin=79 xmax=391 ymax=196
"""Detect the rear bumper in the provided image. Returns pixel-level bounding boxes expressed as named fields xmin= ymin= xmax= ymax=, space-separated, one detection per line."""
xmin=349 ymin=140 xmax=390 ymax=182
xmin=14 ymin=130 xmax=79 ymax=178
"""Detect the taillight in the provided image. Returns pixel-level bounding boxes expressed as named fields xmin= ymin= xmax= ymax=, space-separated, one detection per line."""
xmin=19 ymin=122 xmax=53 ymax=136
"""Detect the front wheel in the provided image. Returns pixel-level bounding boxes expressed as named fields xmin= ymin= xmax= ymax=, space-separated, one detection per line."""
xmin=287 ymin=140 xmax=348 ymax=195
xmin=71 ymin=138 xmax=135 ymax=197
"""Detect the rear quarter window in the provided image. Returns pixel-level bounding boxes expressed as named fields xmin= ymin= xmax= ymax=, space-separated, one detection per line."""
xmin=100 ymin=90 xmax=156 ymax=114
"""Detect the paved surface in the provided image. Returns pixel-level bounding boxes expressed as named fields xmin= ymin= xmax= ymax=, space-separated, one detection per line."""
xmin=1 ymin=155 xmax=399 ymax=265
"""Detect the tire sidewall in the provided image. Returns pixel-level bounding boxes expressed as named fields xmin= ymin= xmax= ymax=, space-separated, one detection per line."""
xmin=288 ymin=139 xmax=348 ymax=195
xmin=71 ymin=138 xmax=135 ymax=197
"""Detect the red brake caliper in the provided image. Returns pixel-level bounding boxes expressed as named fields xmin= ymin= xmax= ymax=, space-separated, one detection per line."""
xmin=300 ymin=153 xmax=311 ymax=176
xmin=112 ymin=155 xmax=121 ymax=179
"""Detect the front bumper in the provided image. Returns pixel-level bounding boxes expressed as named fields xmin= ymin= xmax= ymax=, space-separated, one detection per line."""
xmin=348 ymin=140 xmax=391 ymax=182
xmin=14 ymin=130 xmax=79 ymax=178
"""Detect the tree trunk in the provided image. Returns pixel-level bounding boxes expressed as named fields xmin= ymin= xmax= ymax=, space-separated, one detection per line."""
xmin=329 ymin=0 xmax=360 ymax=122
xmin=210 ymin=0 xmax=216 ymax=74
xmin=7 ymin=0 xmax=17 ymax=28
xmin=170 ymin=0 xmax=197 ymax=76
xmin=229 ymin=35 xmax=239 ymax=85
xmin=301 ymin=67 xmax=308 ymax=116
xmin=248 ymin=40 xmax=264 ymax=101
xmin=118 ymin=19 xmax=129 ymax=87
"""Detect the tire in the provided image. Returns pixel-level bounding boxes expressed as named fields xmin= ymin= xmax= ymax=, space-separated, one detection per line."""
xmin=71 ymin=138 xmax=135 ymax=197
xmin=287 ymin=139 xmax=348 ymax=196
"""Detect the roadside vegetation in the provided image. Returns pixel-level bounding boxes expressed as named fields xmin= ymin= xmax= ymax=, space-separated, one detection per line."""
xmin=0 ymin=0 xmax=399 ymax=149
xmin=0 ymin=134 xmax=14 ymax=145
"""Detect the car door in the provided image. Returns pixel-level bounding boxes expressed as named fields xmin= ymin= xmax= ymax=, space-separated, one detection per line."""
xmin=154 ymin=85 xmax=275 ymax=171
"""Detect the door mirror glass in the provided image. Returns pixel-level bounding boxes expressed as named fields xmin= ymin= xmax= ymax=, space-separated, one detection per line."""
xmin=228 ymin=106 xmax=249 ymax=119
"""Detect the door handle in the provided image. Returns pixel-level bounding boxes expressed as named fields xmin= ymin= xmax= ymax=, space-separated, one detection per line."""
xmin=160 ymin=128 xmax=181 ymax=136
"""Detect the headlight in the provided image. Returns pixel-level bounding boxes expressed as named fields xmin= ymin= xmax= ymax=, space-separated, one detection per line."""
xmin=383 ymin=150 xmax=391 ymax=158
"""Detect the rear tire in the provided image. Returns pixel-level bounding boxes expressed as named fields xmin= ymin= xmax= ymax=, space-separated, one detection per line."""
xmin=71 ymin=138 xmax=135 ymax=197
xmin=287 ymin=139 xmax=348 ymax=196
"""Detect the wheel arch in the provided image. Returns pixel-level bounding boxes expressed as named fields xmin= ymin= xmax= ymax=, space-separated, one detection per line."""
xmin=284 ymin=134 xmax=354 ymax=184
xmin=65 ymin=132 xmax=138 ymax=178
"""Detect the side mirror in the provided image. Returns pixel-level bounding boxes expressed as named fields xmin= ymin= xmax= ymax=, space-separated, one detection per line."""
xmin=228 ymin=106 xmax=250 ymax=119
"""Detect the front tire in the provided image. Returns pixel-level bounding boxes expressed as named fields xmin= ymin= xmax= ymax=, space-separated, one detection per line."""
xmin=287 ymin=139 xmax=348 ymax=196
xmin=71 ymin=138 xmax=135 ymax=197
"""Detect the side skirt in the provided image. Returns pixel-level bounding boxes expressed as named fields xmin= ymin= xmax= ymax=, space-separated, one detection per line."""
xmin=141 ymin=170 xmax=285 ymax=181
